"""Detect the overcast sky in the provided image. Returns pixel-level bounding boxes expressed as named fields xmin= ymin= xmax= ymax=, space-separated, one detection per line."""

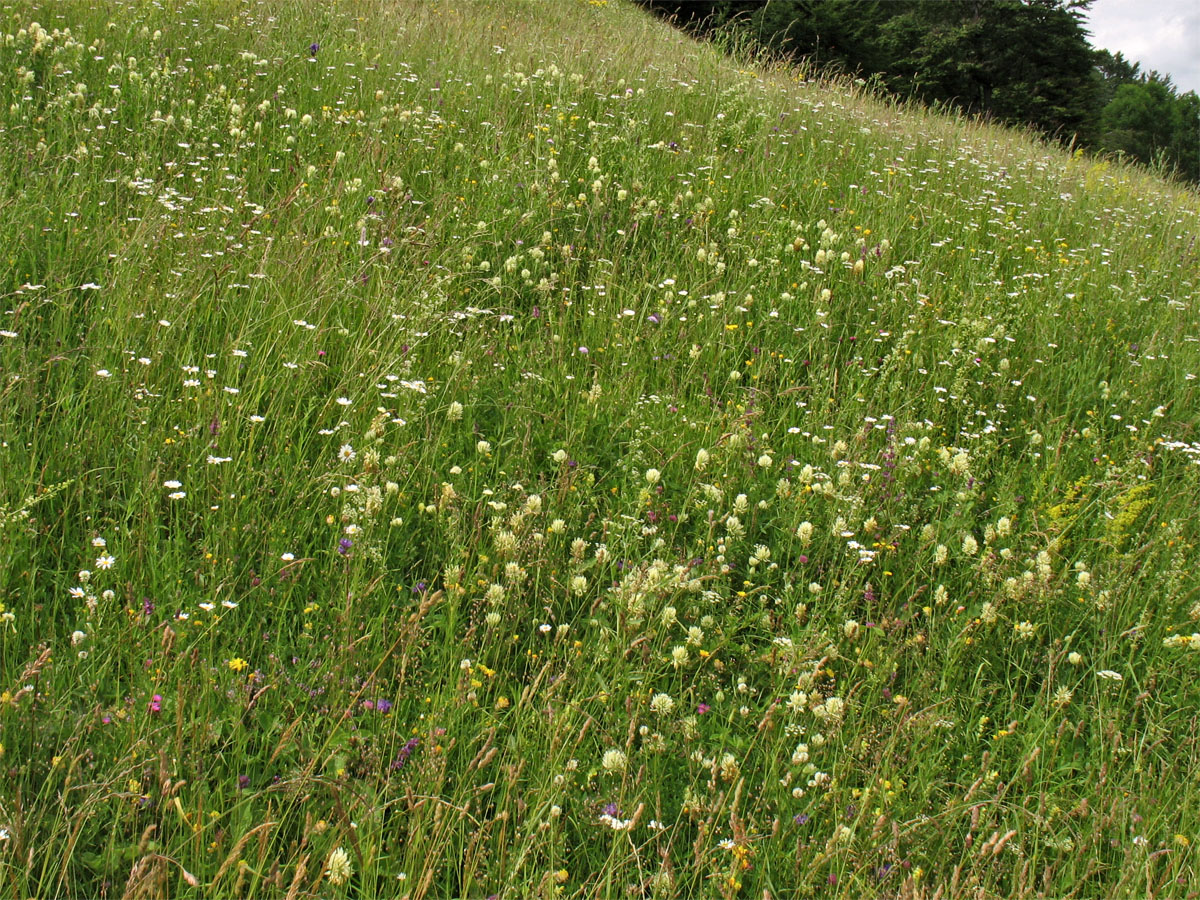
xmin=1081 ymin=0 xmax=1200 ymax=95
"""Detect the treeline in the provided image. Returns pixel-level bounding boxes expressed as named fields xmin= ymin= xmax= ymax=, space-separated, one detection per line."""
xmin=638 ymin=0 xmax=1199 ymax=183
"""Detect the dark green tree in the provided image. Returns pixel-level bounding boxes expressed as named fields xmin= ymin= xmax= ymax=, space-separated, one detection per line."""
xmin=1170 ymin=91 xmax=1200 ymax=181
xmin=877 ymin=0 xmax=1097 ymax=141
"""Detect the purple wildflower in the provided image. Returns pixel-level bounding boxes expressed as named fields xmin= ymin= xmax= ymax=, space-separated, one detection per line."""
xmin=391 ymin=736 xmax=420 ymax=770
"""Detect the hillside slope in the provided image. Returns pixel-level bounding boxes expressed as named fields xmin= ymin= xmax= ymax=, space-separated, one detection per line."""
xmin=1 ymin=1 xmax=1198 ymax=897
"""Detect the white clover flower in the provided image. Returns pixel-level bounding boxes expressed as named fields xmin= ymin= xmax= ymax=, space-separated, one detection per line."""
xmin=644 ymin=468 xmax=661 ymax=485
xmin=948 ymin=450 xmax=970 ymax=476
xmin=326 ymin=847 xmax=353 ymax=886
xmin=601 ymin=748 xmax=627 ymax=773
xmin=814 ymin=696 xmax=845 ymax=724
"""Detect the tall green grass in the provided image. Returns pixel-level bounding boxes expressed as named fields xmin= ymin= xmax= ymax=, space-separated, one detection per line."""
xmin=0 ymin=0 xmax=1198 ymax=897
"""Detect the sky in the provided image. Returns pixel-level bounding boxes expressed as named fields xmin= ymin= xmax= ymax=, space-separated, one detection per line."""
xmin=1081 ymin=0 xmax=1200 ymax=95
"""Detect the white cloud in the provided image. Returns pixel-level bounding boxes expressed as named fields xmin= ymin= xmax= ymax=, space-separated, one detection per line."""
xmin=1082 ymin=0 xmax=1200 ymax=94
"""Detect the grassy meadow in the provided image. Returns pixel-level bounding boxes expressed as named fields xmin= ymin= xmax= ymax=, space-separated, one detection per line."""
xmin=2 ymin=0 xmax=1199 ymax=896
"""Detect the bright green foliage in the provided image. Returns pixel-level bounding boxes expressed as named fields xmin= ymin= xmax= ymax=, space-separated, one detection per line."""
xmin=0 ymin=1 xmax=1198 ymax=898
xmin=1100 ymin=81 xmax=1179 ymax=166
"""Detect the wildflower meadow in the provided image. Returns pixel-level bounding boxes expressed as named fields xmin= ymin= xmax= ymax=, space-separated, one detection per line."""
xmin=1 ymin=0 xmax=1198 ymax=897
